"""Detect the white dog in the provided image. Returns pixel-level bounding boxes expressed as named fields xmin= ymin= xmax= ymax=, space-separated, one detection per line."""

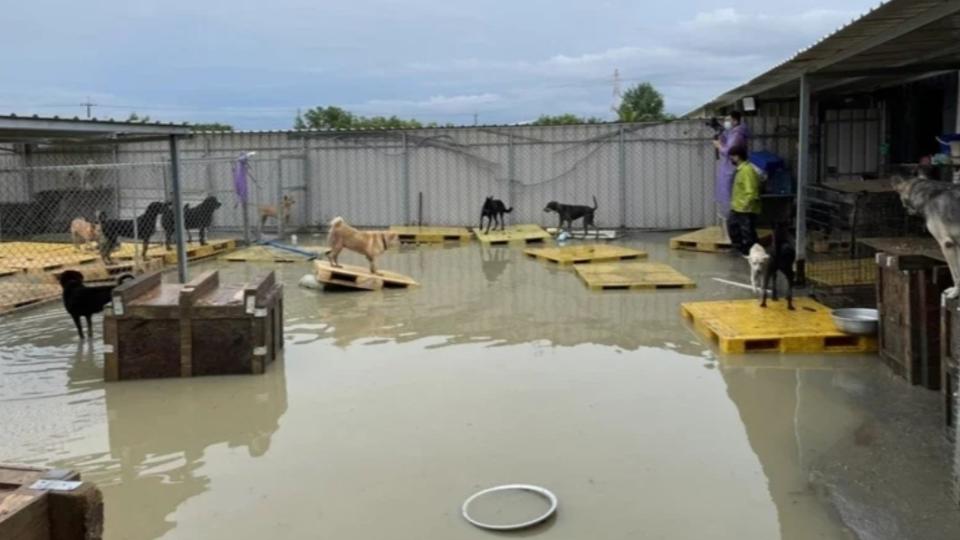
xmin=746 ymin=243 xmax=770 ymax=295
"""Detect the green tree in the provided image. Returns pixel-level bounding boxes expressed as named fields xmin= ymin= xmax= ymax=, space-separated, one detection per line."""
xmin=531 ymin=114 xmax=605 ymax=126
xmin=126 ymin=112 xmax=151 ymax=123
xmin=296 ymin=106 xmax=425 ymax=130
xmin=190 ymin=122 xmax=234 ymax=132
xmin=617 ymin=82 xmax=671 ymax=122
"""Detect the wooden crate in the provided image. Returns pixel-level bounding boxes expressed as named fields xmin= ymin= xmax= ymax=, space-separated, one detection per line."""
xmin=0 ymin=464 xmax=103 ymax=540
xmin=103 ymin=270 xmax=283 ymax=381
xmin=877 ymin=254 xmax=951 ymax=390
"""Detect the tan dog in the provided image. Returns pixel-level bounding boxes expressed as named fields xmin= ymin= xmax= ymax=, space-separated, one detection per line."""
xmin=70 ymin=217 xmax=101 ymax=251
xmin=259 ymin=195 xmax=295 ymax=228
xmin=326 ymin=216 xmax=399 ymax=275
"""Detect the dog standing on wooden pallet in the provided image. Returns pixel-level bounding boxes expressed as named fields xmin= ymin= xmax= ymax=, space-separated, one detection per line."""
xmin=544 ymin=196 xmax=600 ymax=238
xmin=98 ymin=201 xmax=171 ymax=264
xmin=70 ymin=217 xmax=101 ymax=252
xmin=480 ymin=197 xmax=512 ymax=233
xmin=894 ymin=176 xmax=960 ymax=298
xmin=326 ymin=217 xmax=399 ymax=275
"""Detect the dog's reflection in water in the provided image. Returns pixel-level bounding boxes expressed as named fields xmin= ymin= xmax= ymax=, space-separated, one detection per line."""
xmin=480 ymin=246 xmax=510 ymax=283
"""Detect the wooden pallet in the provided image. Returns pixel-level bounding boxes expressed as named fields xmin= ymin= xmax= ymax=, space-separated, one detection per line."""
xmin=390 ymin=226 xmax=473 ymax=244
xmin=0 ymin=242 xmax=73 ymax=257
xmin=681 ymin=297 xmax=878 ymax=354
xmin=113 ymin=239 xmax=237 ymax=264
xmin=575 ymin=263 xmax=696 ymax=291
xmin=669 ymin=226 xmax=772 ymax=253
xmin=807 ymin=258 xmax=877 ymax=287
xmin=546 ymin=228 xmax=622 ymax=241
xmin=223 ymin=245 xmax=316 ymax=263
xmin=525 ymin=244 xmax=647 ymax=266
xmin=52 ymin=258 xmax=164 ymax=283
xmin=1 ymin=252 xmax=99 ymax=272
xmin=475 ymin=224 xmax=552 ymax=246
xmin=0 ymin=464 xmax=103 ymax=540
xmin=313 ymin=261 xmax=418 ymax=291
xmin=0 ymin=282 xmax=62 ymax=314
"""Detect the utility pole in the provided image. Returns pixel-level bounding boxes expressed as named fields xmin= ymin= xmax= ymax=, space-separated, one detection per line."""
xmin=473 ymin=112 xmax=478 ymax=126
xmin=81 ymin=97 xmax=97 ymax=119
xmin=611 ymin=69 xmax=622 ymax=116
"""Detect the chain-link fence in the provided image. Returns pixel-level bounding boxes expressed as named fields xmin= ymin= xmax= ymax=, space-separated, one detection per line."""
xmin=0 ymin=144 xmax=303 ymax=313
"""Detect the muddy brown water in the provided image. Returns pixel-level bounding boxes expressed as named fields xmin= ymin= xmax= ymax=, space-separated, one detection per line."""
xmin=1 ymin=233 xmax=958 ymax=539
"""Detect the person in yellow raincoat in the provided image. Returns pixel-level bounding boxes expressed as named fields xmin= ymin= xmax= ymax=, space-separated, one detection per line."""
xmin=727 ymin=146 xmax=762 ymax=255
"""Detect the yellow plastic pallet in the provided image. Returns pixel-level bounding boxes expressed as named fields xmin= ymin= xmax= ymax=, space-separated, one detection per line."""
xmin=475 ymin=224 xmax=552 ymax=246
xmin=575 ymin=262 xmax=696 ymax=291
xmin=806 ymin=258 xmax=876 ymax=287
xmin=525 ymin=244 xmax=647 ymax=266
xmin=3 ymin=252 xmax=99 ymax=272
xmin=0 ymin=242 xmax=73 ymax=257
xmin=669 ymin=226 xmax=771 ymax=253
xmin=314 ymin=260 xmax=418 ymax=291
xmin=390 ymin=226 xmax=472 ymax=244
xmin=680 ymin=297 xmax=878 ymax=354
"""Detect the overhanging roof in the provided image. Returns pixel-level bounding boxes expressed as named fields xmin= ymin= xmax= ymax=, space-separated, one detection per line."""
xmin=0 ymin=115 xmax=192 ymax=145
xmin=688 ymin=0 xmax=960 ymax=116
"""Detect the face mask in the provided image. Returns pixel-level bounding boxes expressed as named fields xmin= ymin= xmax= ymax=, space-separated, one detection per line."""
xmin=723 ymin=120 xmax=733 ymax=130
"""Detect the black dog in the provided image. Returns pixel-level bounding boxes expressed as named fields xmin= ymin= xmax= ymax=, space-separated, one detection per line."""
xmin=761 ymin=222 xmax=796 ymax=311
xmin=98 ymin=201 xmax=171 ymax=264
xmin=59 ymin=270 xmax=134 ymax=340
xmin=480 ymin=197 xmax=513 ymax=233
xmin=544 ymin=196 xmax=599 ymax=237
xmin=162 ymin=196 xmax=222 ymax=249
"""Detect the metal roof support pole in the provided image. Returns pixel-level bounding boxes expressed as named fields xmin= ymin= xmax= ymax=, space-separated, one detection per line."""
xmin=795 ymin=74 xmax=811 ymax=285
xmin=169 ymin=135 xmax=188 ymax=283
xmin=618 ymin=125 xmax=627 ymax=228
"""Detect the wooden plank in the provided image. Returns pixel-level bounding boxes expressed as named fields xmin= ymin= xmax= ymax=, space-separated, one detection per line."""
xmin=670 ymin=226 xmax=772 ymax=253
xmin=390 ymin=226 xmax=472 ymax=244
xmin=222 ymin=246 xmax=314 ymax=263
xmin=858 ymin=237 xmax=946 ymax=262
xmin=524 ymin=244 xmax=647 ymax=266
xmin=0 ymin=491 xmax=49 ymax=540
xmin=546 ymin=228 xmax=622 ymax=240
xmin=474 ymin=224 xmax=552 ymax=246
xmin=313 ymin=260 xmax=418 ymax=290
xmin=575 ymin=263 xmax=696 ymax=291
xmin=112 ymin=271 xmax=163 ymax=306
xmin=0 ymin=283 xmax=62 ymax=315
xmin=681 ymin=297 xmax=878 ymax=354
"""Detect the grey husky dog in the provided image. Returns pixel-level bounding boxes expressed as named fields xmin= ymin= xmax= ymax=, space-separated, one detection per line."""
xmin=893 ymin=176 xmax=960 ymax=298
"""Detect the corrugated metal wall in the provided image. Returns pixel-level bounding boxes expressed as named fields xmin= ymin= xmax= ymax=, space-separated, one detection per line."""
xmin=0 ymin=120 xmax=798 ymax=232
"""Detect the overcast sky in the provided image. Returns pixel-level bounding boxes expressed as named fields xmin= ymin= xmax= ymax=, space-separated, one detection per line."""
xmin=0 ymin=0 xmax=880 ymax=129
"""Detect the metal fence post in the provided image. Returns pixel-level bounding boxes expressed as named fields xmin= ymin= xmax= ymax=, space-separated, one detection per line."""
xmin=302 ymin=138 xmax=314 ymax=227
xmin=169 ymin=135 xmax=188 ymax=283
xmin=507 ymin=134 xmax=516 ymax=209
xmin=402 ymin=133 xmax=411 ymax=224
xmin=618 ymin=125 xmax=627 ymax=228
xmin=276 ymin=157 xmax=285 ymax=239
xmin=796 ymin=74 xmax=812 ymax=285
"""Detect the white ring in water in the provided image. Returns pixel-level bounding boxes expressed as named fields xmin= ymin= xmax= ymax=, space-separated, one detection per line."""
xmin=461 ymin=484 xmax=558 ymax=531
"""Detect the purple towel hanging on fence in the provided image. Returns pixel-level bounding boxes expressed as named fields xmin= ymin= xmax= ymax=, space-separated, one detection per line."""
xmin=233 ymin=156 xmax=249 ymax=205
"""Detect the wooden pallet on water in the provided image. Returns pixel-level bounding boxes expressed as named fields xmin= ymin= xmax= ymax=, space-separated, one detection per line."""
xmin=390 ymin=226 xmax=473 ymax=244
xmin=113 ymin=239 xmax=237 ymax=264
xmin=3 ymin=252 xmax=99 ymax=272
xmin=575 ymin=262 xmax=696 ymax=291
xmin=475 ymin=224 xmax=551 ymax=246
xmin=546 ymin=228 xmax=622 ymax=240
xmin=681 ymin=297 xmax=877 ymax=354
xmin=313 ymin=260 xmax=418 ymax=291
xmin=669 ymin=226 xmax=772 ymax=253
xmin=0 ymin=282 xmax=62 ymax=314
xmin=525 ymin=244 xmax=647 ymax=266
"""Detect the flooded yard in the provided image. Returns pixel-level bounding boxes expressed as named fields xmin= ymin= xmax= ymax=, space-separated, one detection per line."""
xmin=1 ymin=233 xmax=957 ymax=539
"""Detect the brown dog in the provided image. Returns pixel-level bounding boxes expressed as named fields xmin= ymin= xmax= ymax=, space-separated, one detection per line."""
xmin=259 ymin=195 xmax=295 ymax=228
xmin=326 ymin=216 xmax=399 ymax=275
xmin=70 ymin=217 xmax=101 ymax=251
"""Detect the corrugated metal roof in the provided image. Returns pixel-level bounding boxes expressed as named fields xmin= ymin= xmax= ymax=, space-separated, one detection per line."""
xmin=688 ymin=0 xmax=960 ymax=116
xmin=0 ymin=113 xmax=192 ymax=144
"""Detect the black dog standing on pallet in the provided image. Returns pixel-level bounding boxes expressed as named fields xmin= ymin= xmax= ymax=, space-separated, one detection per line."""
xmin=480 ymin=197 xmax=513 ymax=233
xmin=544 ymin=196 xmax=600 ymax=238
xmin=98 ymin=201 xmax=171 ymax=264
xmin=162 ymin=196 xmax=222 ymax=249
xmin=760 ymin=222 xmax=796 ymax=311
xmin=59 ymin=270 xmax=133 ymax=340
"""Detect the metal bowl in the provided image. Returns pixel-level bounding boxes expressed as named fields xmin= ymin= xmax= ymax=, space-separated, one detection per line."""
xmin=831 ymin=308 xmax=879 ymax=336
